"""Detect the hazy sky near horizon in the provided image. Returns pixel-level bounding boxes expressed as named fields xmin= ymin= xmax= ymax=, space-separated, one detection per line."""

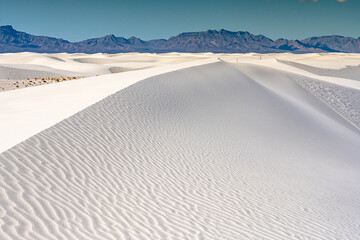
xmin=0 ymin=0 xmax=359 ymax=41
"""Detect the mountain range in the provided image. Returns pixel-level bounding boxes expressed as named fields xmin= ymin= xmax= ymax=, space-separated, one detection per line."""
xmin=1 ymin=25 xmax=360 ymax=54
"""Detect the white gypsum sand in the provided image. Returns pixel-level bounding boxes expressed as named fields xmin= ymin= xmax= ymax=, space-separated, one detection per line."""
xmin=0 ymin=57 xmax=218 ymax=153
xmin=0 ymin=53 xmax=359 ymax=239
xmin=0 ymin=52 xmax=212 ymax=91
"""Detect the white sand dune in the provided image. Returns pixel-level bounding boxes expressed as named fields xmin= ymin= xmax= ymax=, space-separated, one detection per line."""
xmin=235 ymin=63 xmax=360 ymax=130
xmin=279 ymin=60 xmax=360 ymax=81
xmin=233 ymin=57 xmax=360 ymax=91
xmin=0 ymin=58 xmax=218 ymax=153
xmin=0 ymin=64 xmax=80 ymax=80
xmin=0 ymin=59 xmax=360 ymax=239
xmin=284 ymin=53 xmax=360 ymax=70
xmin=0 ymin=52 xmax=212 ymax=91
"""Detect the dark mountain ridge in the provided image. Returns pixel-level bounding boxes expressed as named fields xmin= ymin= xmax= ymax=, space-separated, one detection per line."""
xmin=1 ymin=25 xmax=359 ymax=53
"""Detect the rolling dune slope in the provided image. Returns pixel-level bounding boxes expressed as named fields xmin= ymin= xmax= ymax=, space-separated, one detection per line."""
xmin=0 ymin=65 xmax=79 ymax=80
xmin=0 ymin=52 xmax=212 ymax=91
xmin=279 ymin=60 xmax=360 ymax=81
xmin=0 ymin=62 xmax=359 ymax=239
xmin=0 ymin=58 xmax=217 ymax=153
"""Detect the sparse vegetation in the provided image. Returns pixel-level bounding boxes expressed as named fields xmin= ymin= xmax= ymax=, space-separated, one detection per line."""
xmin=0 ymin=76 xmax=85 ymax=92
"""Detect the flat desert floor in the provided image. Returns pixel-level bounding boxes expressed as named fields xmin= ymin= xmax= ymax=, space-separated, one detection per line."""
xmin=0 ymin=52 xmax=360 ymax=239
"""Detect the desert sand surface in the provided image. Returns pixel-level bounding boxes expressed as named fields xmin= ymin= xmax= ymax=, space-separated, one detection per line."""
xmin=0 ymin=52 xmax=211 ymax=91
xmin=0 ymin=53 xmax=360 ymax=239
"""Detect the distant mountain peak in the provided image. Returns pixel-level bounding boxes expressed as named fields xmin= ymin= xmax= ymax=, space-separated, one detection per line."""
xmin=0 ymin=25 xmax=16 ymax=35
xmin=0 ymin=25 xmax=14 ymax=30
xmin=0 ymin=26 xmax=359 ymax=53
xmin=98 ymin=34 xmax=118 ymax=41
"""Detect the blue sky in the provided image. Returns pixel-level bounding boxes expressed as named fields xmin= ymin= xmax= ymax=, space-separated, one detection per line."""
xmin=0 ymin=0 xmax=358 ymax=41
